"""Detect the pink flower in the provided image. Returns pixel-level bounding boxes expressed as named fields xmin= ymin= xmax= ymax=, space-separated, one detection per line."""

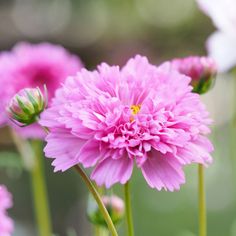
xmin=0 ymin=185 xmax=14 ymax=236
xmin=40 ymin=55 xmax=213 ymax=191
xmin=0 ymin=42 xmax=83 ymax=138
xmin=102 ymin=196 xmax=124 ymax=216
xmin=196 ymin=0 xmax=236 ymax=72
xmin=165 ymin=56 xmax=217 ymax=94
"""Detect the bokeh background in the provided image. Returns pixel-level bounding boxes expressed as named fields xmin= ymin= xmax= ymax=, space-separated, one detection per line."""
xmin=0 ymin=0 xmax=234 ymax=235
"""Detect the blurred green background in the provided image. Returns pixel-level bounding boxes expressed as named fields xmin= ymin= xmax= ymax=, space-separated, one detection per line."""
xmin=0 ymin=0 xmax=234 ymax=235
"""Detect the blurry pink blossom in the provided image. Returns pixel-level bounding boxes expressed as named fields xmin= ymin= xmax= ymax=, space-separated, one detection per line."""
xmin=0 ymin=185 xmax=14 ymax=236
xmin=102 ymin=195 xmax=124 ymax=216
xmin=40 ymin=55 xmax=213 ymax=192
xmin=88 ymin=195 xmax=124 ymax=226
xmin=197 ymin=0 xmax=236 ymax=72
xmin=0 ymin=42 xmax=83 ymax=139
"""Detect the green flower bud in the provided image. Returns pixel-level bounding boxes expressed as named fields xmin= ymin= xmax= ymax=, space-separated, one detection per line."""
xmin=7 ymin=87 xmax=47 ymax=126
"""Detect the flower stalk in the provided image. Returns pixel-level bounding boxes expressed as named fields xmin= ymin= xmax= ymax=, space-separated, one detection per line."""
xmin=198 ymin=164 xmax=206 ymax=236
xmin=124 ymin=182 xmax=134 ymax=236
xmin=74 ymin=165 xmax=118 ymax=236
xmin=40 ymin=125 xmax=118 ymax=236
xmin=31 ymin=140 xmax=52 ymax=236
xmin=10 ymin=130 xmax=52 ymax=236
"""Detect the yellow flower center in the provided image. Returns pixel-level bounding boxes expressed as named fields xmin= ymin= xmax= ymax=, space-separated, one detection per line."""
xmin=131 ymin=104 xmax=141 ymax=115
xmin=130 ymin=104 xmax=141 ymax=121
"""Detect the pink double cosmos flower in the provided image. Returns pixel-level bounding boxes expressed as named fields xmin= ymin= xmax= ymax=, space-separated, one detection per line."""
xmin=40 ymin=55 xmax=213 ymax=191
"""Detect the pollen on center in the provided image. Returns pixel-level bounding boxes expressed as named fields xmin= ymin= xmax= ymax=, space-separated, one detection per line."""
xmin=131 ymin=104 xmax=141 ymax=115
xmin=130 ymin=104 xmax=141 ymax=122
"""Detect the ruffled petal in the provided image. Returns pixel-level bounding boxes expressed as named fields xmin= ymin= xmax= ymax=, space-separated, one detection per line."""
xmin=91 ymin=156 xmax=133 ymax=188
xmin=77 ymin=140 xmax=103 ymax=168
xmin=141 ymin=151 xmax=185 ymax=191
xmin=44 ymin=128 xmax=85 ymax=171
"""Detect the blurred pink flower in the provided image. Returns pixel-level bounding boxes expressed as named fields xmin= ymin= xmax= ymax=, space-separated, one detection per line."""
xmin=197 ymin=0 xmax=236 ymax=72
xmin=0 ymin=42 xmax=83 ymax=139
xmin=0 ymin=185 xmax=14 ymax=236
xmin=40 ymin=55 xmax=213 ymax=191
xmin=102 ymin=195 xmax=124 ymax=216
xmin=165 ymin=56 xmax=217 ymax=94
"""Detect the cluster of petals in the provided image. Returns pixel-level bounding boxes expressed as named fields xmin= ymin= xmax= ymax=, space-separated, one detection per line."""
xmin=0 ymin=42 xmax=83 ymax=138
xmin=40 ymin=55 xmax=213 ymax=191
xmin=197 ymin=0 xmax=236 ymax=72
xmin=0 ymin=185 xmax=14 ymax=236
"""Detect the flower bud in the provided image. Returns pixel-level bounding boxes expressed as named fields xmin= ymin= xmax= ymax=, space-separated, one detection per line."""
xmin=7 ymin=87 xmax=47 ymax=126
xmin=171 ymin=56 xmax=217 ymax=94
xmin=87 ymin=195 xmax=124 ymax=227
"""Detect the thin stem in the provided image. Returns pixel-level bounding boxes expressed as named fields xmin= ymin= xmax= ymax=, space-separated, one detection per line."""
xmin=30 ymin=140 xmax=52 ymax=236
xmin=10 ymin=129 xmax=34 ymax=170
xmin=93 ymin=184 xmax=106 ymax=236
xmin=198 ymin=164 xmax=206 ymax=236
xmin=74 ymin=165 xmax=118 ymax=236
xmin=124 ymin=182 xmax=134 ymax=236
xmin=11 ymin=130 xmax=52 ymax=236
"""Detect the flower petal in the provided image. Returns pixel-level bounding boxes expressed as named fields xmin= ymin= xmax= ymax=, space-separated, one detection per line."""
xmin=91 ymin=156 xmax=133 ymax=188
xmin=207 ymin=31 xmax=236 ymax=72
xmin=141 ymin=151 xmax=185 ymax=191
xmin=77 ymin=140 xmax=103 ymax=168
xmin=179 ymin=136 xmax=213 ymax=165
xmin=197 ymin=0 xmax=236 ymax=36
xmin=44 ymin=128 xmax=85 ymax=171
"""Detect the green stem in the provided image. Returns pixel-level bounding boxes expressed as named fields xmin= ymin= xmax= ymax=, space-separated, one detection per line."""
xmin=124 ymin=182 xmax=134 ymax=236
xmin=11 ymin=130 xmax=52 ymax=236
xmin=198 ymin=164 xmax=206 ymax=236
xmin=94 ymin=184 xmax=106 ymax=236
xmin=74 ymin=165 xmax=118 ymax=236
xmin=10 ymin=129 xmax=34 ymax=170
xmin=30 ymin=140 xmax=52 ymax=236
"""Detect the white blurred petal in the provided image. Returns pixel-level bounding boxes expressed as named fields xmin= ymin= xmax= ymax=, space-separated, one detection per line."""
xmin=197 ymin=0 xmax=236 ymax=37
xmin=207 ymin=31 xmax=236 ymax=72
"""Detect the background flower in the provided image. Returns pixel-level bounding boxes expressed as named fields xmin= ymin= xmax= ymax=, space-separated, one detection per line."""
xmin=40 ymin=55 xmax=213 ymax=191
xmin=163 ymin=56 xmax=217 ymax=94
xmin=0 ymin=185 xmax=14 ymax=236
xmin=0 ymin=42 xmax=83 ymax=139
xmin=197 ymin=0 xmax=236 ymax=72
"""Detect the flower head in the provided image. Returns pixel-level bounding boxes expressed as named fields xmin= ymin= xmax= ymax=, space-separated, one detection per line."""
xmin=0 ymin=42 xmax=83 ymax=138
xmin=169 ymin=56 xmax=217 ymax=94
xmin=0 ymin=185 xmax=14 ymax=236
xmin=7 ymin=87 xmax=47 ymax=126
xmin=40 ymin=55 xmax=213 ymax=191
xmin=87 ymin=195 xmax=124 ymax=227
xmin=196 ymin=0 xmax=236 ymax=72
